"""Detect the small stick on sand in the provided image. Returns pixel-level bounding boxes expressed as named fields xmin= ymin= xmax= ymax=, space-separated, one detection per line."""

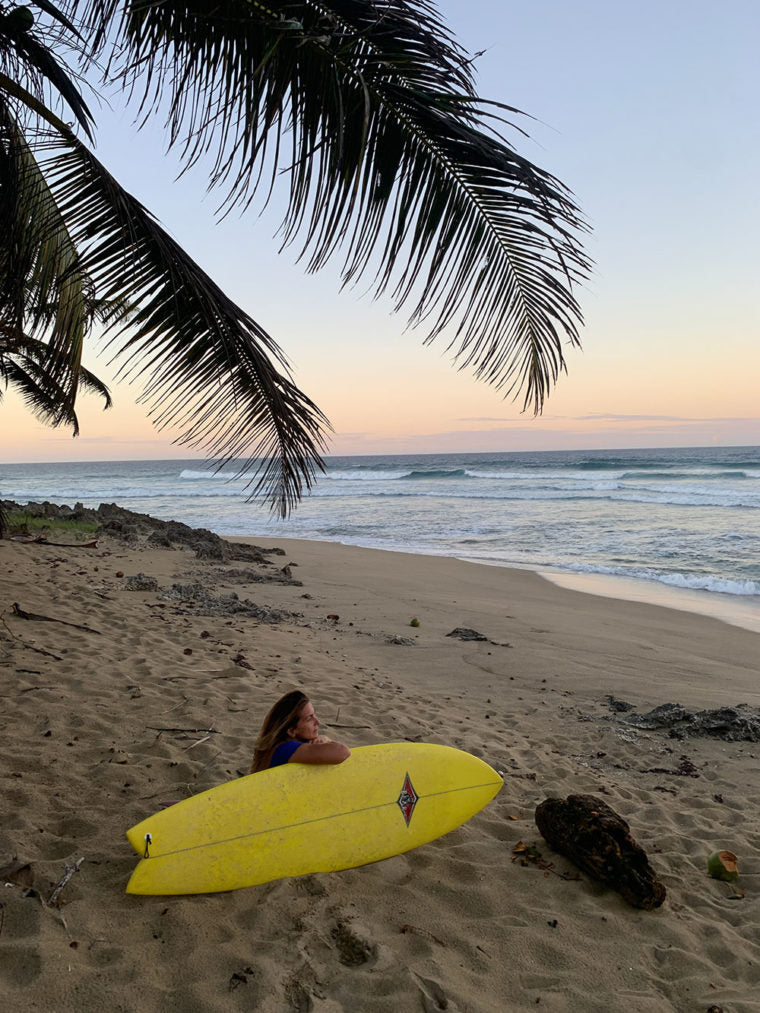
xmin=11 ymin=603 xmax=102 ymax=635
xmin=159 ymin=696 xmax=189 ymax=716
xmin=19 ymin=642 xmax=63 ymax=661
xmin=47 ymin=857 xmax=84 ymax=907
xmin=147 ymin=726 xmax=219 ymax=735
xmin=185 ymin=734 xmax=211 ymax=751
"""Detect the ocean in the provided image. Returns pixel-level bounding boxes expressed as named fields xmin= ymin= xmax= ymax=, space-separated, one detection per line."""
xmin=3 ymin=446 xmax=760 ymax=630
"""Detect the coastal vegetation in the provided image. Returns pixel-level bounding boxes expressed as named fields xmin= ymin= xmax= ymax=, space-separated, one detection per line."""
xmin=0 ymin=1 xmax=589 ymax=524
xmin=0 ymin=506 xmax=98 ymax=536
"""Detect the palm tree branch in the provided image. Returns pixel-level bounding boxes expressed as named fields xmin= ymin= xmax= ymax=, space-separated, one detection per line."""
xmin=0 ymin=68 xmax=74 ymax=133
xmin=35 ymin=127 xmax=329 ymax=513
xmin=73 ymin=1 xmax=590 ymax=411
xmin=0 ymin=332 xmax=111 ymax=434
xmin=0 ymin=96 xmax=94 ymax=410
xmin=1 ymin=21 xmax=95 ymax=139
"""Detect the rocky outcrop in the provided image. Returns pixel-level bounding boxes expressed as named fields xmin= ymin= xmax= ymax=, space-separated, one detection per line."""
xmin=623 ymin=703 xmax=760 ymax=742
xmin=1 ymin=499 xmax=287 ymax=565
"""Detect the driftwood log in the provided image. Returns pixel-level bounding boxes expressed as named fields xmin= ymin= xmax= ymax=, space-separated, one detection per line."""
xmin=535 ymin=794 xmax=666 ymax=910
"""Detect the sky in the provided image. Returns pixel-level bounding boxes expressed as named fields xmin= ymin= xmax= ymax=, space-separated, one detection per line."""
xmin=2 ymin=0 xmax=759 ymax=462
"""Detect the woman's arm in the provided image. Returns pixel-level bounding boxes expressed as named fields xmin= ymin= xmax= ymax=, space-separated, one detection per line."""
xmin=288 ymin=740 xmax=351 ymax=765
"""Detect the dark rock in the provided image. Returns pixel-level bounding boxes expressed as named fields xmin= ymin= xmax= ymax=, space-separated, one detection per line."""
xmin=157 ymin=583 xmax=301 ymax=622
xmin=446 ymin=627 xmax=489 ymax=642
xmin=146 ymin=530 xmax=173 ymax=548
xmin=225 ymin=544 xmax=267 ymax=564
xmin=226 ymin=542 xmax=285 ymax=561
xmin=1 ymin=499 xmax=292 ymax=573
xmin=194 ymin=566 xmax=302 ymax=587
xmin=606 ymin=695 xmax=634 ymax=713
xmin=165 ymin=520 xmax=196 ymax=544
xmin=124 ymin=573 xmax=159 ymax=592
xmin=625 ymin=703 xmax=690 ymax=728
xmin=535 ymin=794 xmax=666 ymax=910
xmin=193 ymin=536 xmax=225 ymax=560
xmin=624 ymin=703 xmax=760 ymax=742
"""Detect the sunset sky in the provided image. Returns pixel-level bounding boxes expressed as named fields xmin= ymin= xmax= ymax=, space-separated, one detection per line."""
xmin=2 ymin=0 xmax=758 ymax=462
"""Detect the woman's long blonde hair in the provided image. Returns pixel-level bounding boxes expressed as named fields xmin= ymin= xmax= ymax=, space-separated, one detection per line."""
xmin=250 ymin=690 xmax=309 ymax=773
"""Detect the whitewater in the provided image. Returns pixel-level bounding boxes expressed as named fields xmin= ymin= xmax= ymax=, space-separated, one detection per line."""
xmin=3 ymin=445 xmax=759 ymax=624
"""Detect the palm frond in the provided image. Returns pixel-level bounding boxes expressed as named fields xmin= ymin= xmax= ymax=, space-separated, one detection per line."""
xmin=30 ymin=1 xmax=84 ymax=40
xmin=75 ymin=0 xmax=590 ymax=412
xmin=34 ymin=126 xmax=329 ymax=514
xmin=0 ymin=94 xmax=92 ymax=412
xmin=0 ymin=8 xmax=94 ymax=138
xmin=0 ymin=331 xmax=111 ymax=433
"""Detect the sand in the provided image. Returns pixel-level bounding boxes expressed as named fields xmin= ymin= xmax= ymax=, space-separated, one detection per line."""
xmin=1 ymin=532 xmax=759 ymax=1012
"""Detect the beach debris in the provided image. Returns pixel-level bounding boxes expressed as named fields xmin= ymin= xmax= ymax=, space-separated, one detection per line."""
xmin=707 ymin=850 xmax=739 ymax=882
xmin=534 ymin=794 xmax=667 ymax=909
xmin=157 ymin=583 xmax=302 ymax=622
xmin=606 ymin=695 xmax=634 ymax=712
xmin=446 ymin=627 xmax=488 ymax=641
xmin=147 ymin=725 xmax=220 ymax=738
xmin=232 ymin=652 xmax=254 ymax=669
xmin=510 ymin=841 xmax=580 ymax=881
xmin=386 ymin=635 xmax=416 ymax=646
xmin=10 ymin=602 xmax=102 ymax=635
xmin=47 ymin=857 xmax=84 ymax=907
xmin=623 ymin=702 xmax=760 ymax=742
xmin=124 ymin=573 xmax=159 ymax=591
xmin=8 ymin=534 xmax=99 ymax=548
xmin=229 ymin=965 xmax=255 ymax=991
xmin=12 ymin=640 xmax=63 ymax=661
xmin=409 ymin=617 xmax=420 ymax=627
xmin=326 ymin=614 xmax=339 ymax=622
xmin=642 ymin=754 xmax=700 ymax=778
xmin=181 ymin=565 xmax=301 ymax=587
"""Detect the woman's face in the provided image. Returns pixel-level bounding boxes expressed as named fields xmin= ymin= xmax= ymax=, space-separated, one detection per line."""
xmin=288 ymin=701 xmax=319 ymax=742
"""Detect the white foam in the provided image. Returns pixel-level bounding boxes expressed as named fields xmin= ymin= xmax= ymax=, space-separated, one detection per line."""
xmin=541 ymin=570 xmax=760 ymax=634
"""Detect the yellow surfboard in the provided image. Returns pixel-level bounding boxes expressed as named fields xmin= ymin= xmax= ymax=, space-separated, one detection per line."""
xmin=125 ymin=743 xmax=502 ymax=895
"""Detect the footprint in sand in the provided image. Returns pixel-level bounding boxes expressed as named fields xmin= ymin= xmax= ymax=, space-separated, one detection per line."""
xmin=0 ymin=892 xmax=43 ymax=987
xmin=416 ymin=974 xmax=456 ymax=1012
xmin=331 ymin=921 xmax=377 ymax=967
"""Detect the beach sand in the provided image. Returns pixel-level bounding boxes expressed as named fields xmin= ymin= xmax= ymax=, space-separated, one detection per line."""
xmin=1 ymin=532 xmax=759 ymax=1012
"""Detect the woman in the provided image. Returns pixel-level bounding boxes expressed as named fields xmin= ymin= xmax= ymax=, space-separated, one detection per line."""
xmin=250 ymin=690 xmax=351 ymax=773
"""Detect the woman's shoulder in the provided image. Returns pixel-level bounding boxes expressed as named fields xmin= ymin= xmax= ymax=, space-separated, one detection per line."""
xmin=269 ymin=740 xmax=303 ymax=768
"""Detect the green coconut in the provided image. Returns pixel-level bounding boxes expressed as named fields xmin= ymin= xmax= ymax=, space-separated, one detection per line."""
xmin=409 ymin=617 xmax=420 ymax=627
xmin=6 ymin=6 xmax=35 ymax=31
xmin=707 ymin=850 xmax=739 ymax=881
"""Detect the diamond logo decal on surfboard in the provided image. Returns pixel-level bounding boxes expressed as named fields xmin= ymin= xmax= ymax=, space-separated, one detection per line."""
xmin=397 ymin=773 xmax=418 ymax=826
